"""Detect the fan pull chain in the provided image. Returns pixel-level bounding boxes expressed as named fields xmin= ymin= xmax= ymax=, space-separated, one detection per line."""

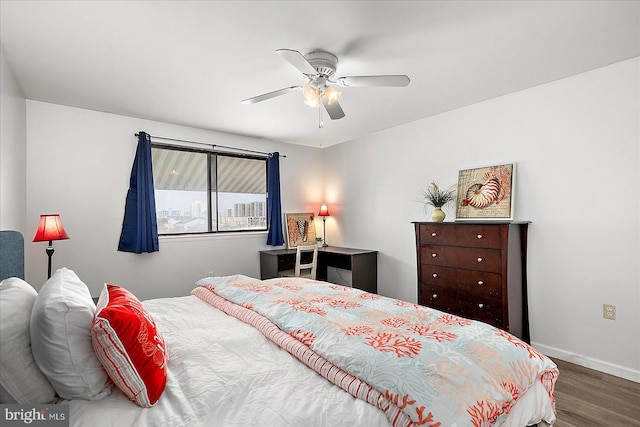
xmin=318 ymin=101 xmax=324 ymax=129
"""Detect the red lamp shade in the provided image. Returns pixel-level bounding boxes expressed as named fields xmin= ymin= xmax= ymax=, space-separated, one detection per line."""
xmin=318 ymin=204 xmax=330 ymax=217
xmin=33 ymin=214 xmax=70 ymax=242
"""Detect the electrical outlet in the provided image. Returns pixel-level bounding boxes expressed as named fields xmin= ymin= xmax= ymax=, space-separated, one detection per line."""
xmin=603 ymin=304 xmax=616 ymax=320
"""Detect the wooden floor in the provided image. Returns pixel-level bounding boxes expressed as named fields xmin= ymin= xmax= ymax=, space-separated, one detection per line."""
xmin=552 ymin=358 xmax=640 ymax=427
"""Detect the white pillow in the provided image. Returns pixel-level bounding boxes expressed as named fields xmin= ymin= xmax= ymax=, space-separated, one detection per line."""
xmin=30 ymin=268 xmax=112 ymax=400
xmin=0 ymin=277 xmax=56 ymax=404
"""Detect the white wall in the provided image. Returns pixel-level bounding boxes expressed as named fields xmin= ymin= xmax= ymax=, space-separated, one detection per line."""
xmin=25 ymin=101 xmax=323 ymax=300
xmin=0 ymin=44 xmax=26 ymax=234
xmin=323 ymin=58 xmax=640 ymax=382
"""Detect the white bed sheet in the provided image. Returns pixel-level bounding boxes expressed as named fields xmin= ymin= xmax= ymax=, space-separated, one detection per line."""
xmin=69 ymin=295 xmax=390 ymax=427
xmin=68 ymin=295 xmax=554 ymax=426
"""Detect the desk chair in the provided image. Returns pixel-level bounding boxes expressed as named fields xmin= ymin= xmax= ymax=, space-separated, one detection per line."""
xmin=279 ymin=245 xmax=318 ymax=279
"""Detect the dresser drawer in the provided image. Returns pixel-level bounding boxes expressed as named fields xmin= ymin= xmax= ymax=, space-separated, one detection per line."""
xmin=420 ymin=245 xmax=502 ymax=273
xmin=463 ymin=300 xmax=504 ymax=328
xmin=418 ymin=283 xmax=460 ymax=312
xmin=419 ymin=284 xmax=504 ymax=326
xmin=420 ymin=264 xmax=502 ymax=297
xmin=419 ymin=224 xmax=502 ymax=249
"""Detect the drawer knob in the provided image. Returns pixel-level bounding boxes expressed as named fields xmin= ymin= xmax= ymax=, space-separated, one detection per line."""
xmin=477 ymin=234 xmax=483 ymax=239
xmin=432 ymin=294 xmax=438 ymax=299
xmin=431 ymin=232 xmax=437 ymax=237
xmin=477 ymin=257 xmax=483 ymax=262
xmin=432 ymin=273 xmax=438 ymax=278
xmin=478 ymin=303 xmax=484 ymax=309
xmin=477 ymin=280 xmax=484 ymax=285
xmin=431 ymin=253 xmax=437 ymax=258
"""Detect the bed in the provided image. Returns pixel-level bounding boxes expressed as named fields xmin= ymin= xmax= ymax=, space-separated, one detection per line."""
xmin=0 ymin=230 xmax=558 ymax=426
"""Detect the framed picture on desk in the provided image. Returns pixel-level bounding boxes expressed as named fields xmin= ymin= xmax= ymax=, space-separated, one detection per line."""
xmin=284 ymin=212 xmax=317 ymax=248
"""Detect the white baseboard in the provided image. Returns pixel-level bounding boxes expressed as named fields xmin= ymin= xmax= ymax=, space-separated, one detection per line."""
xmin=532 ymin=341 xmax=640 ymax=383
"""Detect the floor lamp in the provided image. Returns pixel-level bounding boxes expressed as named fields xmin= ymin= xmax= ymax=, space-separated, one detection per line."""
xmin=318 ymin=204 xmax=330 ymax=247
xmin=33 ymin=214 xmax=70 ymax=279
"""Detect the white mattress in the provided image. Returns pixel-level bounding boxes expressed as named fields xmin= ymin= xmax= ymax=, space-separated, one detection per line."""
xmin=68 ymin=295 xmax=554 ymax=426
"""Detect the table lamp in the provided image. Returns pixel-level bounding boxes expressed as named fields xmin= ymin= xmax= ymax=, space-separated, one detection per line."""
xmin=33 ymin=214 xmax=70 ymax=279
xmin=318 ymin=204 xmax=330 ymax=247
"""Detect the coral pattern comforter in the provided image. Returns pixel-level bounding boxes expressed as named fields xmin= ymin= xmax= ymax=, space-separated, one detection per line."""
xmin=193 ymin=275 xmax=558 ymax=427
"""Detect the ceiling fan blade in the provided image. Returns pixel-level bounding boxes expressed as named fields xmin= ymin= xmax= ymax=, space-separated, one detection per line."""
xmin=241 ymin=86 xmax=302 ymax=105
xmin=276 ymin=49 xmax=317 ymax=75
xmin=336 ymin=75 xmax=410 ymax=87
xmin=321 ymin=97 xmax=345 ymax=120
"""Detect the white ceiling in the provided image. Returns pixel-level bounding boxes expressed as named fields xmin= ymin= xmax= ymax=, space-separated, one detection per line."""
xmin=1 ymin=1 xmax=638 ymax=148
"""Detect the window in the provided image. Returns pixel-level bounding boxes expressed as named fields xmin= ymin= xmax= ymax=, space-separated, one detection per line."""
xmin=151 ymin=145 xmax=267 ymax=235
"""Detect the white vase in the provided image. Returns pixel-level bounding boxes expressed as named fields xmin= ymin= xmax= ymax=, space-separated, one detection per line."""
xmin=431 ymin=207 xmax=446 ymax=222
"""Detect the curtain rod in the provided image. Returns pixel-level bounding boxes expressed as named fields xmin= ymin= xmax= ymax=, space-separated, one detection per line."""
xmin=134 ymin=133 xmax=286 ymax=158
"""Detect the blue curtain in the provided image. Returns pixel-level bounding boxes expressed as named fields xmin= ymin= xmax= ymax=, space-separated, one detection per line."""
xmin=266 ymin=152 xmax=284 ymax=246
xmin=118 ymin=131 xmax=159 ymax=253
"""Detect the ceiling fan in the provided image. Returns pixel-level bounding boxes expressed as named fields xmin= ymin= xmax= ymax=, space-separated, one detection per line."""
xmin=241 ymin=49 xmax=410 ymax=121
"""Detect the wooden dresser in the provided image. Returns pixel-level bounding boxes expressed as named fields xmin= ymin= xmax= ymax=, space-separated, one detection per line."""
xmin=413 ymin=221 xmax=530 ymax=342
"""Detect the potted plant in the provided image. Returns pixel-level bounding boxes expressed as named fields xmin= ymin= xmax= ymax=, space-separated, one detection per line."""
xmin=423 ymin=182 xmax=456 ymax=222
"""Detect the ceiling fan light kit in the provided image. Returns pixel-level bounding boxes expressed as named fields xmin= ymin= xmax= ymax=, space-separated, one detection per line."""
xmin=242 ymin=48 xmax=410 ymax=124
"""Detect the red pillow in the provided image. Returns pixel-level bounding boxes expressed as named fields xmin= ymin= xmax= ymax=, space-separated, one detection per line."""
xmin=91 ymin=284 xmax=167 ymax=407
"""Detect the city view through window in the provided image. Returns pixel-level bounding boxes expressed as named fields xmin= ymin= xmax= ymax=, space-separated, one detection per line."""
xmin=155 ymin=190 xmax=267 ymax=234
xmin=152 ymin=147 xmax=267 ymax=234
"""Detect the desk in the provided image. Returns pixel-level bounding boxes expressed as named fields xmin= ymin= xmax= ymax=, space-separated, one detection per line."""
xmin=259 ymin=246 xmax=378 ymax=294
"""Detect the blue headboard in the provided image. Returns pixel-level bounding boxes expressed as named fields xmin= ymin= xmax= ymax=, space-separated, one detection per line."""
xmin=0 ymin=230 xmax=25 ymax=281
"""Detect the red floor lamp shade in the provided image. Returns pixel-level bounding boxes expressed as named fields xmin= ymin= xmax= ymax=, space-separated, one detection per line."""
xmin=318 ymin=204 xmax=330 ymax=247
xmin=33 ymin=214 xmax=70 ymax=279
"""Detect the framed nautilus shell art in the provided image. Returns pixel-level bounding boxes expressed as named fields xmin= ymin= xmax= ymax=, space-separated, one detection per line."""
xmin=284 ymin=212 xmax=318 ymax=248
xmin=455 ymin=163 xmax=516 ymax=221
